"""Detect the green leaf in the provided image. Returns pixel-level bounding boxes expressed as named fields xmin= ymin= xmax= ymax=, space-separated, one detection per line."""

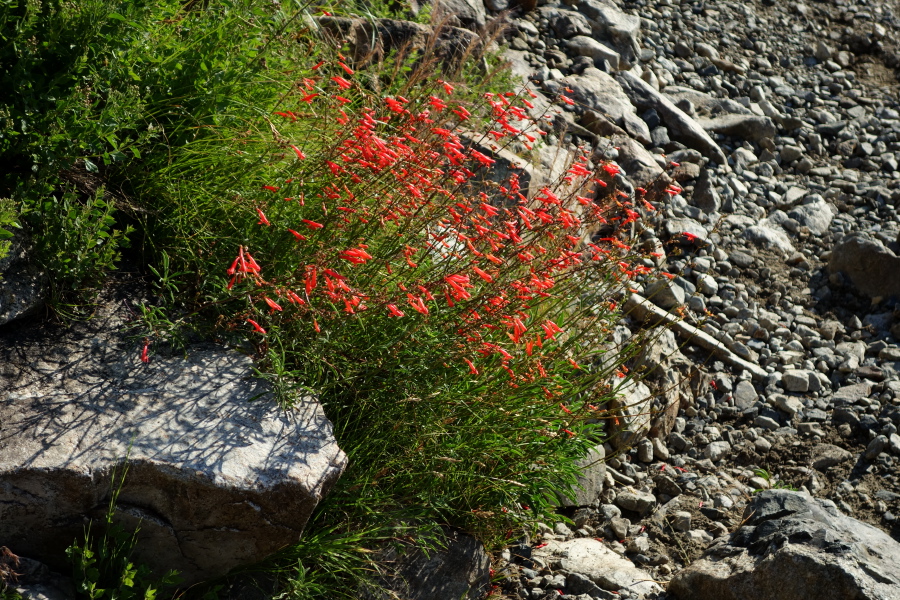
xmin=84 ymin=159 xmax=98 ymax=173
xmin=107 ymin=12 xmax=127 ymax=21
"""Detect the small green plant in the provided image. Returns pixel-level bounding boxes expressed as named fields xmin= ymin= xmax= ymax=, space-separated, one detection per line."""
xmin=752 ymin=468 xmax=797 ymax=493
xmin=66 ymin=464 xmax=180 ymax=600
xmin=0 ymin=198 xmax=19 ymax=267
xmin=37 ymin=187 xmax=132 ymax=292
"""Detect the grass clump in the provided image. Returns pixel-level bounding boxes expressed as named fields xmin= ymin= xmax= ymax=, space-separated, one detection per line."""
xmin=2 ymin=0 xmax=665 ymax=597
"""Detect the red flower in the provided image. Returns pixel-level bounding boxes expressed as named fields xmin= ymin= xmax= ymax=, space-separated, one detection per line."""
xmin=247 ymin=319 xmax=267 ymax=334
xmin=257 ymin=208 xmax=271 ymax=226
xmin=339 ymin=246 xmax=373 ymax=265
xmin=472 ymin=266 xmax=493 ymax=283
xmin=464 ymin=358 xmax=478 ymax=375
xmin=331 ymin=76 xmax=352 ymax=89
xmin=386 ymin=303 xmax=405 ymax=317
xmin=302 ymin=219 xmax=324 ymax=229
xmin=290 ymin=145 xmax=306 ymax=160
xmin=264 ymin=297 xmax=283 ymax=312
xmin=287 ymin=229 xmax=307 ymax=241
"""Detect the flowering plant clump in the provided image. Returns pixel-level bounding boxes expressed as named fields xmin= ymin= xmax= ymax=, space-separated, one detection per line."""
xmin=178 ymin=53 xmax=675 ymax=523
xmin=138 ymin=39 xmax=671 ymax=550
xmin=223 ymin=61 xmax=654 ymax=398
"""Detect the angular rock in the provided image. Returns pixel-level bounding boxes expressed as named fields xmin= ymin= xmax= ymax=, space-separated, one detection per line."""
xmin=615 ymin=489 xmax=656 ymax=516
xmin=566 ymin=36 xmax=621 ymax=69
xmin=787 ymin=199 xmax=835 ymax=236
xmin=556 ymin=69 xmax=648 ymax=142
xmin=810 ymin=443 xmax=852 ymax=471
xmin=533 ymin=539 xmax=662 ymax=596
xmin=663 ymin=217 xmax=709 ymax=245
xmin=691 ymin=172 xmax=721 ymax=213
xmin=704 ymin=441 xmax=731 ymax=462
xmin=645 ymin=279 xmax=686 ymax=309
xmin=0 ymin=338 xmax=346 ymax=585
xmin=782 ymin=370 xmax=811 ymax=393
xmin=698 ymin=114 xmax=777 ymax=142
xmin=668 ymin=490 xmax=900 ymax=600
xmin=430 ymin=0 xmax=486 ymax=30
xmin=608 ymin=133 xmax=671 ymax=188
xmin=617 ymin=71 xmax=728 ymax=166
xmin=742 ymin=225 xmax=795 ymax=255
xmin=558 ymin=444 xmax=607 ymax=507
xmin=828 ymin=234 xmax=900 ymax=300
xmin=576 ymin=0 xmax=642 ymax=67
xmin=634 ymin=328 xmax=685 ymax=376
xmin=732 ymin=380 xmax=758 ymax=409
xmin=608 ymin=379 xmax=652 ymax=449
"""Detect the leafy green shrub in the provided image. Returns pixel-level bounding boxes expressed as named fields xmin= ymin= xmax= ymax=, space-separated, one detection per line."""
xmin=0 ymin=198 xmax=19 ymax=266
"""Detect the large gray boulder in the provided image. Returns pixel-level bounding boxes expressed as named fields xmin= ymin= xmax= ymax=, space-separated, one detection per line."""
xmin=0 ymin=327 xmax=347 ymax=585
xmin=828 ymin=233 xmax=900 ymax=300
xmin=668 ymin=490 xmax=900 ymax=600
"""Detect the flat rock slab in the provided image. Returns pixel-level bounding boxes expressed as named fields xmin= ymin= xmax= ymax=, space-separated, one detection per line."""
xmin=668 ymin=490 xmax=900 ymax=600
xmin=0 ymin=330 xmax=346 ymax=585
xmin=534 ymin=539 xmax=662 ymax=597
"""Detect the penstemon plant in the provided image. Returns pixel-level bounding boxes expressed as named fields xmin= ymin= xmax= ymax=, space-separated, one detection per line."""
xmin=220 ymin=59 xmax=656 ymax=413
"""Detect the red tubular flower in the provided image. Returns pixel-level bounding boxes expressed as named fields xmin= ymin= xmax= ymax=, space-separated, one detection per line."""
xmin=262 ymin=185 xmax=280 ymax=192
xmin=331 ymin=76 xmax=352 ymax=89
xmin=339 ymin=246 xmax=373 ymax=265
xmin=302 ymin=219 xmax=324 ymax=229
xmin=470 ymin=149 xmax=495 ymax=167
xmin=472 ymin=266 xmax=493 ymax=283
xmin=338 ymin=61 xmax=354 ymax=75
xmin=257 ymin=208 xmax=271 ymax=226
xmin=287 ymin=229 xmax=307 ymax=241
xmin=386 ymin=304 xmax=405 ymax=317
xmin=264 ymin=297 xmax=283 ymax=312
xmin=407 ymin=294 xmax=429 ymax=315
xmin=305 ymin=265 xmax=317 ymax=296
xmin=290 ymin=145 xmax=306 ymax=160
xmin=300 ymin=93 xmax=319 ymax=103
xmin=247 ymin=319 xmax=267 ymax=334
xmin=140 ymin=340 xmax=150 ymax=363
xmin=464 ymin=358 xmax=478 ymax=375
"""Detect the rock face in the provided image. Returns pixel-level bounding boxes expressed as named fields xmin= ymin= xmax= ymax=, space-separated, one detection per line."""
xmin=0 ymin=333 xmax=347 ymax=585
xmin=668 ymin=490 xmax=900 ymax=600
xmin=828 ymin=234 xmax=900 ymax=300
